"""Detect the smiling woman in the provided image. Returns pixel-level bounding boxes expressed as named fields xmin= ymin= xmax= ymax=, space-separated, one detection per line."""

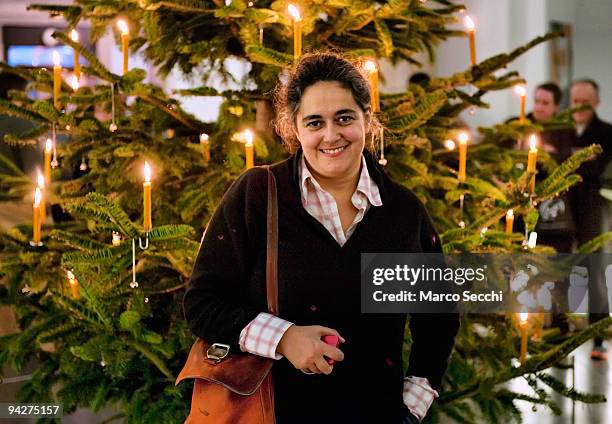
xmin=183 ymin=52 xmax=459 ymax=424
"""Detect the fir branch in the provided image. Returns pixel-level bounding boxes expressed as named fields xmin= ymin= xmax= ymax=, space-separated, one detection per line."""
xmin=386 ymin=90 xmax=447 ymax=131
xmin=3 ymin=125 xmax=49 ymax=147
xmin=49 ymin=229 xmax=108 ymax=252
xmin=244 ymin=45 xmax=293 ymax=67
xmin=147 ymin=225 xmax=195 ymax=241
xmin=0 ymin=99 xmax=47 ymax=123
xmin=85 ymin=192 xmax=140 ymax=238
xmin=139 ymin=1 xmax=215 ymax=13
xmin=537 ymin=373 xmax=606 ymax=404
xmin=123 ymin=339 xmax=174 ymax=380
xmin=537 ymin=144 xmax=601 ymax=195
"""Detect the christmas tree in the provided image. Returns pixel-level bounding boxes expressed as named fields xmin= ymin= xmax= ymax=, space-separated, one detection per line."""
xmin=0 ymin=0 xmax=611 ymax=422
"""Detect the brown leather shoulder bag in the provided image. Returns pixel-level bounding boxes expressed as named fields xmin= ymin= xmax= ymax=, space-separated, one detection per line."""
xmin=176 ymin=166 xmax=278 ymax=424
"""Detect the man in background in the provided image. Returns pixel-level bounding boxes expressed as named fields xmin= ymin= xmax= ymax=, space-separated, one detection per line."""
xmin=570 ymin=78 xmax=612 ymax=360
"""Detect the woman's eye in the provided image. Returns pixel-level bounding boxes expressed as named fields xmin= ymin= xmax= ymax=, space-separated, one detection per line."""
xmin=306 ymin=121 xmax=321 ymax=128
xmin=338 ymin=116 xmax=354 ymax=124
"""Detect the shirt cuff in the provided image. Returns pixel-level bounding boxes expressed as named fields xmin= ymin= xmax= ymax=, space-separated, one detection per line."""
xmin=403 ymin=376 xmax=439 ymax=421
xmin=238 ymin=312 xmax=294 ymax=360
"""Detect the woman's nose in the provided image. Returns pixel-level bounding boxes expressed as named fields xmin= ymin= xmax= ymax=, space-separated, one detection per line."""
xmin=322 ymin=123 xmax=341 ymax=144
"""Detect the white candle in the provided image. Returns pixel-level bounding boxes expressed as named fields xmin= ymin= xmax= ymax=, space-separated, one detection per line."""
xmin=519 ymin=312 xmax=528 ymax=364
xmin=244 ymin=129 xmax=254 ymax=169
xmin=52 ymin=50 xmax=62 ymax=109
xmin=458 ymin=131 xmax=469 ymax=182
xmin=117 ymin=20 xmax=129 ymax=75
xmin=200 ymin=133 xmax=210 ymax=164
xmin=70 ymin=29 xmax=81 ymax=81
xmin=288 ymin=5 xmax=302 ymax=60
xmin=364 ymin=60 xmax=380 ymax=113
xmin=514 ymin=85 xmax=527 ymax=122
xmin=464 ymin=16 xmax=477 ymax=66
xmin=143 ymin=161 xmax=152 ymax=231
xmin=505 ymin=209 xmax=514 ymax=234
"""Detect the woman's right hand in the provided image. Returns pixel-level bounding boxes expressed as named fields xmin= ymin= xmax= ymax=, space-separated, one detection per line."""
xmin=276 ymin=325 xmax=345 ymax=375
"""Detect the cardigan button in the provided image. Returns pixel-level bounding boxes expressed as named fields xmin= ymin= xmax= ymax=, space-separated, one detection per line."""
xmin=308 ymin=304 xmax=318 ymax=312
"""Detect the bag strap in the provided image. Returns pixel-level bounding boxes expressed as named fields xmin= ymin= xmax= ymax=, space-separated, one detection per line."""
xmin=265 ymin=166 xmax=279 ymax=315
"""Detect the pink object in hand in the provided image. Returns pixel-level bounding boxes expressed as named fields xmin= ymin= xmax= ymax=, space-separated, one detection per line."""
xmin=321 ymin=335 xmax=341 ymax=365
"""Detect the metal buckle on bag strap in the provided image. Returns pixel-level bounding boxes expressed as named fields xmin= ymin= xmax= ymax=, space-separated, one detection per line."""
xmin=206 ymin=343 xmax=230 ymax=363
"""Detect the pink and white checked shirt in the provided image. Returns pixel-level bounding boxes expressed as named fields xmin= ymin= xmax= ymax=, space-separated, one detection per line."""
xmin=238 ymin=154 xmax=437 ymax=421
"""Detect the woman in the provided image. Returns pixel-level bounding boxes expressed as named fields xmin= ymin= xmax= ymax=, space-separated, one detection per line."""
xmin=183 ymin=52 xmax=459 ymax=424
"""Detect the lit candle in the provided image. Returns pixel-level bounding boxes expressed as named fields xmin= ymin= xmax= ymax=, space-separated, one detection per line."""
xmin=117 ymin=20 xmax=129 ymax=75
xmin=364 ymin=60 xmax=380 ymax=113
xmin=66 ymin=270 xmax=80 ymax=299
xmin=70 ymin=29 xmax=81 ymax=81
xmin=464 ymin=16 xmax=477 ymax=66
xmin=32 ymin=187 xmax=42 ymax=244
xmin=288 ymin=4 xmax=302 ymax=60
xmin=44 ymin=138 xmax=52 ymax=186
xmin=112 ymin=231 xmax=121 ymax=246
xmin=527 ymin=232 xmax=538 ymax=249
xmin=70 ymin=75 xmax=80 ymax=91
xmin=37 ymin=172 xmax=46 ymax=223
xmin=518 ymin=311 xmax=528 ymax=364
xmin=514 ymin=85 xmax=527 ymax=123
xmin=505 ymin=209 xmax=514 ymax=234
xmin=52 ymin=50 xmax=62 ymax=109
xmin=444 ymin=139 xmax=456 ymax=151
xmin=143 ymin=161 xmax=152 ymax=232
xmin=458 ymin=131 xmax=469 ymax=182
xmin=527 ymin=134 xmax=538 ymax=193
xmin=244 ymin=129 xmax=254 ymax=170
xmin=200 ymin=133 xmax=210 ymax=164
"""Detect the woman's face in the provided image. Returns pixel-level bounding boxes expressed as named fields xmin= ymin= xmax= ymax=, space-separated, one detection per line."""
xmin=294 ymin=81 xmax=370 ymax=181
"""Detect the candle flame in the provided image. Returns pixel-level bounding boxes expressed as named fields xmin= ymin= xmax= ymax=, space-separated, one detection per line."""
xmin=527 ymin=232 xmax=538 ymax=249
xmin=507 ymin=209 xmax=514 ymax=218
xmin=288 ymin=4 xmax=301 ymax=21
xmin=529 ymin=134 xmax=538 ymax=150
xmin=514 ymin=84 xmax=527 ymax=97
xmin=244 ymin=129 xmax=254 ymax=146
xmin=70 ymin=29 xmax=79 ymax=42
xmin=144 ymin=161 xmax=151 ymax=182
xmin=117 ymin=20 xmax=129 ymax=35
xmin=519 ymin=311 xmax=528 ymax=322
xmin=363 ymin=60 xmax=378 ymax=74
xmin=37 ymin=172 xmax=45 ymax=188
xmin=458 ymin=131 xmax=469 ymax=144
xmin=70 ymin=75 xmax=80 ymax=91
xmin=34 ymin=187 xmax=42 ymax=206
xmin=444 ymin=139 xmax=456 ymax=150
xmin=199 ymin=133 xmax=209 ymax=143
xmin=52 ymin=50 xmax=61 ymax=67
xmin=66 ymin=270 xmax=76 ymax=281
xmin=45 ymin=138 xmax=53 ymax=152
xmin=464 ymin=15 xmax=475 ymax=32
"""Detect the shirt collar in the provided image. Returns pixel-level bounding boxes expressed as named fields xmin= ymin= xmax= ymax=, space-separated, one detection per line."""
xmin=299 ymin=153 xmax=383 ymax=207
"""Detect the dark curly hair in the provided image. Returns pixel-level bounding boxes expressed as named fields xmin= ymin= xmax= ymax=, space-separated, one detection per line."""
xmin=273 ymin=52 xmax=382 ymax=153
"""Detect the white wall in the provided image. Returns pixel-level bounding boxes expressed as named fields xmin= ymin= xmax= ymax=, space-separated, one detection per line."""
xmin=572 ymin=0 xmax=612 ymax=121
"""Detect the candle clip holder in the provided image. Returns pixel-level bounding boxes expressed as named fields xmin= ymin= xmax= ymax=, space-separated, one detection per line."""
xmin=29 ymin=240 xmax=44 ymax=247
xmin=138 ymin=233 xmax=150 ymax=250
xmin=130 ymin=238 xmax=139 ymax=289
xmin=51 ymin=125 xmax=59 ymax=168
